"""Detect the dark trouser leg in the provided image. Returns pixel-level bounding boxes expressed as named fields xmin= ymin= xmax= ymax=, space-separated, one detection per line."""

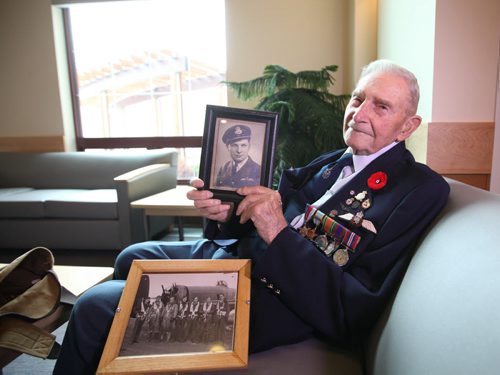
xmin=114 ymin=240 xmax=235 ymax=280
xmin=53 ymin=280 xmax=125 ymax=375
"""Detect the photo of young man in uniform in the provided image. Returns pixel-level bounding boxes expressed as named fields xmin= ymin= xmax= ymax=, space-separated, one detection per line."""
xmin=211 ymin=122 xmax=264 ymax=190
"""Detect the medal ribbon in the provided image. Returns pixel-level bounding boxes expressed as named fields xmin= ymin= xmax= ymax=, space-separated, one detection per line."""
xmin=304 ymin=205 xmax=361 ymax=251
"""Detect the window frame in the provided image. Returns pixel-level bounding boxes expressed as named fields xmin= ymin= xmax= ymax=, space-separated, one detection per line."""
xmin=62 ymin=8 xmax=203 ymax=154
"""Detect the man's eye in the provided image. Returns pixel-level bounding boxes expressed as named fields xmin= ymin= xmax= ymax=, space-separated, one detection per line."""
xmin=351 ymin=97 xmax=362 ymax=106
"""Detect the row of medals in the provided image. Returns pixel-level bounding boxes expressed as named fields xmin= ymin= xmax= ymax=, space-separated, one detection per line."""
xmin=299 ymin=224 xmax=350 ymax=266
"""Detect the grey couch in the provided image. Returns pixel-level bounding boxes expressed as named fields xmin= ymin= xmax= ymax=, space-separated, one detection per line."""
xmin=201 ymin=179 xmax=500 ymax=374
xmin=0 ymin=149 xmax=178 ymax=251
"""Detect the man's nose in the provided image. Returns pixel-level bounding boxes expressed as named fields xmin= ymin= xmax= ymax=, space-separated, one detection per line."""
xmin=352 ymin=102 xmax=369 ymax=123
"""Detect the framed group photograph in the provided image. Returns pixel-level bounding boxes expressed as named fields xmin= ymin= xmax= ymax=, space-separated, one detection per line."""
xmin=199 ymin=105 xmax=279 ymax=202
xmin=97 ymin=259 xmax=251 ymax=374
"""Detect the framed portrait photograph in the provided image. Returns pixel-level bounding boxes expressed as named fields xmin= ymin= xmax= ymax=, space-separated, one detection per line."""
xmin=199 ymin=105 xmax=278 ymax=202
xmin=97 ymin=259 xmax=251 ymax=374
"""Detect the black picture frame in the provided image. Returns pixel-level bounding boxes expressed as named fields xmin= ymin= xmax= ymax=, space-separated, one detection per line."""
xmin=199 ymin=105 xmax=278 ymax=202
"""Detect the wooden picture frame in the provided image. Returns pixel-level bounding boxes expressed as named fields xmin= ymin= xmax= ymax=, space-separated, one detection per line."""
xmin=199 ymin=105 xmax=278 ymax=202
xmin=97 ymin=259 xmax=251 ymax=374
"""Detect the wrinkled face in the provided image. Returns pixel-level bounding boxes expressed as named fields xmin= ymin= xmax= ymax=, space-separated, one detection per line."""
xmin=343 ymin=71 xmax=420 ymax=155
xmin=227 ymin=138 xmax=250 ymax=163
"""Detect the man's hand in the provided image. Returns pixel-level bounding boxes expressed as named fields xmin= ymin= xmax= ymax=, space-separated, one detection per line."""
xmin=236 ymin=186 xmax=287 ymax=245
xmin=187 ymin=178 xmax=233 ymax=223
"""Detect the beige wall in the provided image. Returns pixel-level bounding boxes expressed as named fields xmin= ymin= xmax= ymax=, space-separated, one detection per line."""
xmin=226 ymin=0 xmax=349 ymax=108
xmin=348 ymin=0 xmax=378 ymax=90
xmin=432 ymin=0 xmax=499 ymax=122
xmin=0 ymin=0 xmax=64 ymax=137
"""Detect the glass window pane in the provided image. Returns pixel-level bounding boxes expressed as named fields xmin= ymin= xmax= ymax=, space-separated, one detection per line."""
xmin=67 ymin=0 xmax=226 ymax=180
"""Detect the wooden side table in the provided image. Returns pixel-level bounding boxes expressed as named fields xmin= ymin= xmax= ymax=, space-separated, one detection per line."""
xmin=131 ymin=185 xmax=203 ymax=241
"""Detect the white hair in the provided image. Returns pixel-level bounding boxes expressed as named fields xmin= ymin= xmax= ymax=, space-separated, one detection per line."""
xmin=359 ymin=59 xmax=420 ymax=115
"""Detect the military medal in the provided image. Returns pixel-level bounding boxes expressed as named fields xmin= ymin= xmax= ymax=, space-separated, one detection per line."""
xmin=324 ymin=240 xmax=338 ymax=256
xmin=333 ymin=248 xmax=349 ymax=266
xmin=315 ymin=235 xmax=329 ymax=251
xmin=299 ymin=226 xmax=309 ymax=237
xmin=338 ymin=189 xmax=377 ymax=234
xmin=297 ymin=205 xmax=362 ymax=267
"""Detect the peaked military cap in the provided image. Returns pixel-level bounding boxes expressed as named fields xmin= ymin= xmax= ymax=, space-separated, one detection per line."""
xmin=222 ymin=125 xmax=252 ymax=144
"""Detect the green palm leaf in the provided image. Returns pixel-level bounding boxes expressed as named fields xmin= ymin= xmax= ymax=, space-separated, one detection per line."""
xmin=224 ymin=64 xmax=349 ymax=187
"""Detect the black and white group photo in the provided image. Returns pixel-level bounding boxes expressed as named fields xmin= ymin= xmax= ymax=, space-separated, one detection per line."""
xmin=118 ymin=272 xmax=238 ymax=357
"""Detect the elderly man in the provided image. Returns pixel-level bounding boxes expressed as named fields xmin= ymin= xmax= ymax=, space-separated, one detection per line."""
xmin=215 ymin=124 xmax=261 ymax=188
xmin=54 ymin=60 xmax=449 ymax=374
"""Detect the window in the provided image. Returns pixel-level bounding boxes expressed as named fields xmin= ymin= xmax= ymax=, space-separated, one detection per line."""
xmin=64 ymin=0 xmax=227 ymax=179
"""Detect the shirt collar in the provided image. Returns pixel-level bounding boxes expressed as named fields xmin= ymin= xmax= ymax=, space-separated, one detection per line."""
xmin=346 ymin=141 xmax=399 ymax=173
xmin=233 ymin=157 xmax=249 ymax=168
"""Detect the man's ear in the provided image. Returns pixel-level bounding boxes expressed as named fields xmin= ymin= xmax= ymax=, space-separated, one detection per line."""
xmin=396 ymin=115 xmax=422 ymax=142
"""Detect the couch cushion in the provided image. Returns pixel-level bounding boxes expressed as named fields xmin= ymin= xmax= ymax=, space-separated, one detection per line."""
xmin=0 ymin=187 xmax=34 ymax=197
xmin=44 ymin=189 xmax=117 ymax=219
xmin=197 ymin=338 xmax=363 ymax=375
xmin=0 ymin=189 xmax=118 ymax=219
xmin=0 ymin=189 xmax=67 ymax=218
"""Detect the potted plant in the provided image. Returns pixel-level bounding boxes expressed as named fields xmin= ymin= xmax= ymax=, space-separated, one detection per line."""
xmin=224 ymin=64 xmax=350 ymax=186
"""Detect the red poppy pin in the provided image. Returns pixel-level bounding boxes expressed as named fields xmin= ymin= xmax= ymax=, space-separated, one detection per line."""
xmin=367 ymin=171 xmax=388 ymax=190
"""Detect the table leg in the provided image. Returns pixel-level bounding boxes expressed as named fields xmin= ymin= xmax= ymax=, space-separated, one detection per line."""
xmin=175 ymin=217 xmax=184 ymax=241
xmin=143 ymin=212 xmax=150 ymax=240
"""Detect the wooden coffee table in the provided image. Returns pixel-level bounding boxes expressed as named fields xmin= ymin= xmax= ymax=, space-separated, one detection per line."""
xmin=131 ymin=185 xmax=202 ymax=241
xmin=54 ymin=264 xmax=114 ymax=298
xmin=0 ymin=264 xmax=114 ymax=368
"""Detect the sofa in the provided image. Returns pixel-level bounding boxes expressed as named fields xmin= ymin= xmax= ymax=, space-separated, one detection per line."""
xmin=199 ymin=179 xmax=500 ymax=374
xmin=0 ymin=149 xmax=178 ymax=251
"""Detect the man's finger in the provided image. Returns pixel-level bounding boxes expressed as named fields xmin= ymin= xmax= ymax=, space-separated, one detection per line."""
xmin=187 ymin=189 xmax=213 ymax=201
xmin=237 ymin=185 xmax=273 ymax=196
xmin=235 ymin=194 xmax=262 ymax=216
xmin=189 ymin=178 xmax=204 ymax=189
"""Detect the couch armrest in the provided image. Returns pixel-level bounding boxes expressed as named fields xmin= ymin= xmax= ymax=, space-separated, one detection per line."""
xmin=114 ymin=163 xmax=177 ymax=246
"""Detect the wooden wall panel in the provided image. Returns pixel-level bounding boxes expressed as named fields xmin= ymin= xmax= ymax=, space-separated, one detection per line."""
xmin=443 ymin=174 xmax=490 ymax=191
xmin=0 ymin=136 xmax=66 ymax=152
xmin=427 ymin=122 xmax=494 ymax=174
xmin=427 ymin=122 xmax=494 ymax=190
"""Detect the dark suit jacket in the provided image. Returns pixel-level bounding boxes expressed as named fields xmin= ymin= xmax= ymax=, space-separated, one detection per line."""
xmin=206 ymin=142 xmax=450 ymax=352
